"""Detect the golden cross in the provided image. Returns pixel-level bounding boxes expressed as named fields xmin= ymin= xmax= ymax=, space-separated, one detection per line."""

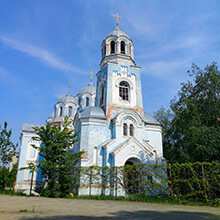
xmin=114 ymin=13 xmax=121 ymax=26
xmin=68 ymin=85 xmax=71 ymax=94
xmin=89 ymin=70 xmax=95 ymax=81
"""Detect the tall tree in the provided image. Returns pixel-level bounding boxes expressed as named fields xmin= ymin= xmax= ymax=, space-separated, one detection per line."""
xmin=0 ymin=122 xmax=17 ymax=166
xmin=31 ymin=117 xmax=83 ymax=197
xmin=155 ymin=62 xmax=220 ymax=163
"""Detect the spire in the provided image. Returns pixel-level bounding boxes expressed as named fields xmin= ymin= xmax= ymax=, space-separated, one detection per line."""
xmin=114 ymin=13 xmax=121 ymax=26
xmin=68 ymin=85 xmax=71 ymax=95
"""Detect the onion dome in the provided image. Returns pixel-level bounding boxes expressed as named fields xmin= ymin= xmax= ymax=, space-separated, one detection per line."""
xmin=77 ymin=81 xmax=96 ymax=97
xmin=144 ymin=113 xmax=161 ymax=125
xmin=57 ymin=93 xmax=77 ymax=105
xmin=106 ymin=26 xmax=130 ymax=40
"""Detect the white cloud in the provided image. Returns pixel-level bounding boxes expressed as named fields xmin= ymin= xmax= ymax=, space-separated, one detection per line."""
xmin=0 ymin=36 xmax=84 ymax=74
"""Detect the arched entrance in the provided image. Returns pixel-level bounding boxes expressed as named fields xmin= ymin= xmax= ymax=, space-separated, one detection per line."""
xmin=124 ymin=157 xmax=141 ymax=195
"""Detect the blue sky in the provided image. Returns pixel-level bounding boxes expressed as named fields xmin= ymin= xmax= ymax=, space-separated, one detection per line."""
xmin=0 ymin=0 xmax=220 ymax=146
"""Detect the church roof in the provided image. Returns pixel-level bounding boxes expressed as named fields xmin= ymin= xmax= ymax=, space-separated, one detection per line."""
xmin=48 ymin=112 xmax=54 ymax=119
xmin=57 ymin=93 xmax=77 ymax=105
xmin=106 ymin=26 xmax=130 ymax=39
xmin=22 ymin=123 xmax=44 ymax=132
xmin=46 ymin=112 xmax=55 ymax=123
xmin=77 ymin=81 xmax=96 ymax=97
xmin=80 ymin=106 xmax=106 ymax=119
xmin=144 ymin=113 xmax=161 ymax=125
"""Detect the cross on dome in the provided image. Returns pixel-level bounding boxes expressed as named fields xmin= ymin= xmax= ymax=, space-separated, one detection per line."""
xmin=114 ymin=13 xmax=121 ymax=26
xmin=68 ymin=85 xmax=71 ymax=94
xmin=89 ymin=70 xmax=95 ymax=81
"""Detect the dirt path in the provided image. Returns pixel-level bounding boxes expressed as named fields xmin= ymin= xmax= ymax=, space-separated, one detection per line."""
xmin=0 ymin=195 xmax=220 ymax=219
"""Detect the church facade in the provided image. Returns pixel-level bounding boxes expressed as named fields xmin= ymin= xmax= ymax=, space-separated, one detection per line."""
xmin=15 ymin=23 xmax=164 ymax=195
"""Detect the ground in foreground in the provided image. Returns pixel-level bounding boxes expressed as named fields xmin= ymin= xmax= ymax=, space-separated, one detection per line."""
xmin=0 ymin=195 xmax=220 ymax=220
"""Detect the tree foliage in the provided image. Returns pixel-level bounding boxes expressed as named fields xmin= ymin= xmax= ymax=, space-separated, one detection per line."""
xmin=0 ymin=121 xmax=17 ymax=166
xmin=154 ymin=62 xmax=220 ymax=163
xmin=31 ymin=117 xmax=83 ymax=197
xmin=0 ymin=164 xmax=18 ymax=190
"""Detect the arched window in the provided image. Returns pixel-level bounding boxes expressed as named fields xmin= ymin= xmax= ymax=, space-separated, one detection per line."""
xmin=68 ymin=106 xmax=73 ymax=117
xmin=110 ymin=41 xmax=115 ymax=54
xmin=100 ymin=85 xmax=104 ymax=105
xmin=104 ymin=45 xmax=106 ymax=56
xmin=121 ymin=41 xmax=125 ymax=54
xmin=119 ymin=81 xmax=129 ymax=101
xmin=130 ymin=124 xmax=134 ymax=136
xmin=123 ymin=123 xmax=128 ymax=136
xmin=59 ymin=106 xmax=63 ymax=117
xmin=129 ymin=44 xmax=131 ymax=55
xmin=86 ymin=97 xmax=89 ymax=106
xmin=78 ymin=97 xmax=81 ymax=105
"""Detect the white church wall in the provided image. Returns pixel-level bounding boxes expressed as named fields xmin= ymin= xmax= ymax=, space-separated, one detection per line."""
xmin=79 ymin=119 xmax=111 ymax=166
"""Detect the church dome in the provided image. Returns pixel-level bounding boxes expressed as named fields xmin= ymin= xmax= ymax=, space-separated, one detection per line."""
xmin=106 ymin=26 xmax=130 ymax=40
xmin=80 ymin=106 xmax=106 ymax=119
xmin=144 ymin=113 xmax=161 ymax=125
xmin=100 ymin=25 xmax=135 ymax=66
xmin=77 ymin=81 xmax=96 ymax=96
xmin=46 ymin=112 xmax=55 ymax=123
xmin=57 ymin=93 xmax=77 ymax=105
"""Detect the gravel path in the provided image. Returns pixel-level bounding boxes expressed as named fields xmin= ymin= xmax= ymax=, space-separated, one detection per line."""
xmin=0 ymin=195 xmax=220 ymax=219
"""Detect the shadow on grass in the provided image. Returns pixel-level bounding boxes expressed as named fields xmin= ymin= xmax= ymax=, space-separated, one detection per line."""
xmin=22 ymin=210 xmax=220 ymax=220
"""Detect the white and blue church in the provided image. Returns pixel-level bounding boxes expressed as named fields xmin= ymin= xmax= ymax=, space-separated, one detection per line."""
xmin=15 ymin=21 xmax=164 ymax=195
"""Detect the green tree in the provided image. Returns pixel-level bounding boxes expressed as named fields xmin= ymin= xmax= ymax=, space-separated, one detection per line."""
xmin=155 ymin=62 xmax=220 ymax=163
xmin=31 ymin=117 xmax=83 ymax=198
xmin=0 ymin=165 xmax=17 ymax=190
xmin=0 ymin=122 xmax=17 ymax=166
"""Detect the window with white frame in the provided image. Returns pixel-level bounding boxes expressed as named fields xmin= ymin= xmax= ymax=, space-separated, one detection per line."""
xmin=68 ymin=106 xmax=73 ymax=117
xmin=119 ymin=81 xmax=129 ymax=101
xmin=123 ymin=123 xmax=128 ymax=136
xmin=86 ymin=97 xmax=89 ymax=106
xmin=121 ymin=41 xmax=125 ymax=54
xmin=110 ymin=41 xmax=115 ymax=54
xmin=59 ymin=106 xmax=63 ymax=117
xmin=130 ymin=124 xmax=134 ymax=136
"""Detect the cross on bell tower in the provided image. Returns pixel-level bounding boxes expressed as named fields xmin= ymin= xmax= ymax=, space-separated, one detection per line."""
xmin=114 ymin=13 xmax=121 ymax=26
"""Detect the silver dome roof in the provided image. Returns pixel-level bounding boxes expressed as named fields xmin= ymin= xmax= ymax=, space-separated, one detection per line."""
xmin=106 ymin=26 xmax=130 ymax=39
xmin=57 ymin=93 xmax=77 ymax=105
xmin=46 ymin=113 xmax=55 ymax=123
xmin=77 ymin=81 xmax=96 ymax=96
xmin=80 ymin=107 xmax=106 ymax=119
xmin=144 ymin=113 xmax=160 ymax=125
xmin=47 ymin=112 xmax=54 ymax=119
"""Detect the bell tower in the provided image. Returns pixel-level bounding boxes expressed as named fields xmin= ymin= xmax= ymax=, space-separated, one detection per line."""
xmin=95 ymin=15 xmax=144 ymax=119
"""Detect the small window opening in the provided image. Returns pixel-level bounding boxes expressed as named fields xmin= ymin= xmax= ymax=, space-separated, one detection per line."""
xmin=59 ymin=106 xmax=63 ymax=117
xmin=110 ymin=41 xmax=115 ymax=54
xmin=119 ymin=81 xmax=129 ymax=101
xmin=104 ymin=45 xmax=106 ymax=56
xmin=68 ymin=106 xmax=73 ymax=117
xmin=86 ymin=97 xmax=89 ymax=106
xmin=129 ymin=44 xmax=131 ymax=55
xmin=123 ymin=123 xmax=128 ymax=136
xmin=78 ymin=97 xmax=81 ymax=105
xmin=121 ymin=41 xmax=125 ymax=54
xmin=100 ymin=85 xmax=104 ymax=105
xmin=130 ymin=124 xmax=134 ymax=136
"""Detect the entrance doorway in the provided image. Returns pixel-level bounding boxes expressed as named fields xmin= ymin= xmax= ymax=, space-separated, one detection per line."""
xmin=124 ymin=157 xmax=141 ymax=194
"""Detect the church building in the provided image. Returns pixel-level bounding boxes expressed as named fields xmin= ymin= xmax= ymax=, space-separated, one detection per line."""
xmin=15 ymin=16 xmax=163 ymax=195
